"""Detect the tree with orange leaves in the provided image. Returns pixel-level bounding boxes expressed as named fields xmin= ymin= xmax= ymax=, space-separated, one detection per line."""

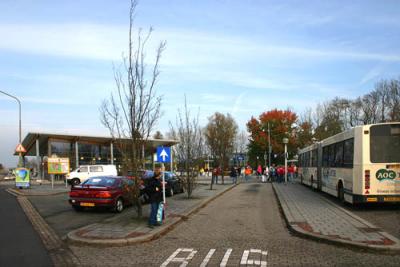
xmin=246 ymin=109 xmax=298 ymax=166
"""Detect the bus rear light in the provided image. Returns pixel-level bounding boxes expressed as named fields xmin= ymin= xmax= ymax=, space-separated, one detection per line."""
xmin=364 ymin=170 xmax=371 ymax=189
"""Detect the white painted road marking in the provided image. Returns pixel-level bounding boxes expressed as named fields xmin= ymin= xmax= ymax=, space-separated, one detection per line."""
xmin=160 ymin=248 xmax=197 ymax=267
xmin=220 ymin=249 xmax=232 ymax=267
xmin=199 ymin=249 xmax=216 ymax=267
xmin=241 ymin=249 xmax=268 ymax=267
xmin=161 ymin=248 xmax=268 ymax=266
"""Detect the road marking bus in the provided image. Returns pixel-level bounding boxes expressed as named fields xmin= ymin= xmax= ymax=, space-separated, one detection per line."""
xmin=298 ymin=122 xmax=400 ymax=204
xmin=161 ymin=248 xmax=268 ymax=266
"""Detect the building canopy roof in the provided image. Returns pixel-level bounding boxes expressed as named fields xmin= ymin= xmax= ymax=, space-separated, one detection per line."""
xmin=16 ymin=132 xmax=178 ymax=157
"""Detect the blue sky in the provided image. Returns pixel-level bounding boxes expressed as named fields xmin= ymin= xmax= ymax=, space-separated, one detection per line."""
xmin=1 ymin=0 xmax=400 ymax=167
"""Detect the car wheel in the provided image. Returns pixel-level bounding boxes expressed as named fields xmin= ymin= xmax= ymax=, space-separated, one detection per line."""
xmin=166 ymin=187 xmax=174 ymax=197
xmin=114 ymin=198 xmax=124 ymax=213
xmin=337 ymin=182 xmax=345 ymax=203
xmin=71 ymin=178 xmax=80 ymax=186
xmin=73 ymin=205 xmax=84 ymax=212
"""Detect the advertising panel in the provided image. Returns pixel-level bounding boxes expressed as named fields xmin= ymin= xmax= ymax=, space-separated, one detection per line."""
xmin=15 ymin=168 xmax=30 ymax=188
xmin=48 ymin=158 xmax=70 ymax=174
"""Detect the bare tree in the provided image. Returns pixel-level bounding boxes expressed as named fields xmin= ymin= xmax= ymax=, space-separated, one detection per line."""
xmin=169 ymin=96 xmax=204 ymax=198
xmin=348 ymin=97 xmax=363 ymax=127
xmin=205 ymin=112 xmax=238 ymax=185
xmin=388 ymin=78 xmax=400 ymax=121
xmin=153 ymin=131 xmax=164 ymax=139
xmin=100 ymin=0 xmax=166 ymax=217
xmin=235 ymin=130 xmax=248 ymax=155
xmin=375 ymin=80 xmax=390 ymax=122
xmin=360 ymin=91 xmax=379 ymax=124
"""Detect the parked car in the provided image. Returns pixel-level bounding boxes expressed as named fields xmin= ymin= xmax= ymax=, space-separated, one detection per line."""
xmin=66 ymin=165 xmax=117 ymax=185
xmin=164 ymin=171 xmax=184 ymax=196
xmin=141 ymin=170 xmax=184 ymax=197
xmin=68 ymin=176 xmax=134 ymax=212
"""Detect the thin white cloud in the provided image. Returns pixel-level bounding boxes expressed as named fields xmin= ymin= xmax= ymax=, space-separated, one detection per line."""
xmin=1 ymin=23 xmax=399 ymax=65
xmin=359 ymin=64 xmax=386 ymax=85
xmin=231 ymin=92 xmax=247 ymax=116
xmin=0 ymin=23 xmax=126 ymax=60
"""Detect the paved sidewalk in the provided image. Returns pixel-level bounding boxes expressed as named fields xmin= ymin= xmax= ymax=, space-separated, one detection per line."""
xmin=7 ymin=183 xmax=69 ymax=196
xmin=273 ymin=183 xmax=400 ymax=252
xmin=67 ymin=184 xmax=236 ymax=246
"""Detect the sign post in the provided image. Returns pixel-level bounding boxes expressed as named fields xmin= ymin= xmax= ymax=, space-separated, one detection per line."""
xmin=14 ymin=144 xmax=29 ymax=189
xmin=156 ymin=146 xmax=171 ymax=205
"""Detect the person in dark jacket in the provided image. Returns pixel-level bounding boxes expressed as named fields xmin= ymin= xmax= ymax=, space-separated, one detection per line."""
xmin=230 ymin=166 xmax=238 ymax=184
xmin=147 ymin=167 xmax=163 ymax=227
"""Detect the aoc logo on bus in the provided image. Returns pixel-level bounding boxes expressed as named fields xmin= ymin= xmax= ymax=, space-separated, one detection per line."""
xmin=376 ymin=169 xmax=397 ymax=181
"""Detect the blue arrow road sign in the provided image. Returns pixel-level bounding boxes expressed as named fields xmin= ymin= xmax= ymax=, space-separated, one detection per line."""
xmin=156 ymin=146 xmax=171 ymax=163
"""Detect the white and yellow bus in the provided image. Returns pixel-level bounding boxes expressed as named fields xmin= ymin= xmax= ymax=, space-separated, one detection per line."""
xmin=298 ymin=122 xmax=400 ymax=204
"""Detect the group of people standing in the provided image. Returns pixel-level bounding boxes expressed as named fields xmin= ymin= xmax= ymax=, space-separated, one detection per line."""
xmin=226 ymin=163 xmax=297 ymax=184
xmin=208 ymin=163 xmax=297 ymax=185
xmin=257 ymin=163 xmax=297 ymax=183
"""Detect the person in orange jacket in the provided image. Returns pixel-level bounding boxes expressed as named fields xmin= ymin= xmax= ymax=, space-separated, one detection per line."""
xmin=244 ymin=165 xmax=252 ymax=182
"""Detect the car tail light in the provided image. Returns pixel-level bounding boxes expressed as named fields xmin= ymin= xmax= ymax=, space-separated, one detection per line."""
xmin=95 ymin=191 xmax=112 ymax=198
xmin=365 ymin=170 xmax=370 ymax=189
xmin=69 ymin=191 xmax=79 ymax=197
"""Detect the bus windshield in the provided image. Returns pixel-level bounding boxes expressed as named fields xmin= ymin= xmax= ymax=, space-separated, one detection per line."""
xmin=370 ymin=124 xmax=400 ymax=163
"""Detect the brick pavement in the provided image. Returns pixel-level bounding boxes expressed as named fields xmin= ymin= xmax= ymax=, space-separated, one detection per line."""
xmin=7 ymin=182 xmax=69 ymax=196
xmin=273 ymin=182 xmax=400 ymax=251
xmin=70 ymin=182 xmax=400 ymax=266
xmin=67 ymin=184 xmax=236 ymax=246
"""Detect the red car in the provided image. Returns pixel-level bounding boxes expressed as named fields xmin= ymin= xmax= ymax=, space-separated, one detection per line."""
xmin=69 ymin=176 xmax=135 ymax=213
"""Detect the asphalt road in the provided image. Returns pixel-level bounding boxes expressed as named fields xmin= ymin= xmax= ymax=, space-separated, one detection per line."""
xmin=69 ymin=182 xmax=400 ymax=266
xmin=28 ymin=193 xmax=120 ymax=238
xmin=0 ymin=186 xmax=52 ymax=267
xmin=349 ymin=204 xmax=400 ymax=239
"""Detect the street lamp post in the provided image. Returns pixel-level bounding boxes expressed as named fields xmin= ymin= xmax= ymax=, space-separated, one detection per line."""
xmin=283 ymin=137 xmax=289 ymax=184
xmin=268 ymin=122 xmax=271 ymax=168
xmin=0 ymin=90 xmax=23 ymax=167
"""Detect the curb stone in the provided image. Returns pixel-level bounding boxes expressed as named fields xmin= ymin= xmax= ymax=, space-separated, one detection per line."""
xmin=13 ymin=194 xmax=80 ymax=266
xmin=272 ymin=183 xmax=400 ymax=254
xmin=67 ymin=183 xmax=238 ymax=247
xmin=7 ymin=188 xmax=69 ymax=197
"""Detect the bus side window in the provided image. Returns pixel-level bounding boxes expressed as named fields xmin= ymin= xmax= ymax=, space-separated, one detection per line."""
xmin=334 ymin=142 xmax=344 ymax=167
xmin=322 ymin=147 xmax=329 ymax=167
xmin=328 ymin=144 xmax=336 ymax=167
xmin=312 ymin=149 xmax=318 ymax=167
xmin=343 ymin=138 xmax=354 ymax=168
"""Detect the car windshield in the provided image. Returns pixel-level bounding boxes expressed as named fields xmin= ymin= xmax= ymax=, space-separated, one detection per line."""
xmin=82 ymin=177 xmax=117 ymax=187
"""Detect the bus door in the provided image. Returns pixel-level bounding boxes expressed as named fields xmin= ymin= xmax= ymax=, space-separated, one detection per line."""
xmin=317 ymin=145 xmax=323 ymax=191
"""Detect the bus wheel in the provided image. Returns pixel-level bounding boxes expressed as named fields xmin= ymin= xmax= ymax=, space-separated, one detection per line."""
xmin=337 ymin=182 xmax=345 ymax=203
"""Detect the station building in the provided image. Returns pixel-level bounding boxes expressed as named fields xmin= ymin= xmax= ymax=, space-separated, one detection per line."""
xmin=16 ymin=132 xmax=178 ymax=179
